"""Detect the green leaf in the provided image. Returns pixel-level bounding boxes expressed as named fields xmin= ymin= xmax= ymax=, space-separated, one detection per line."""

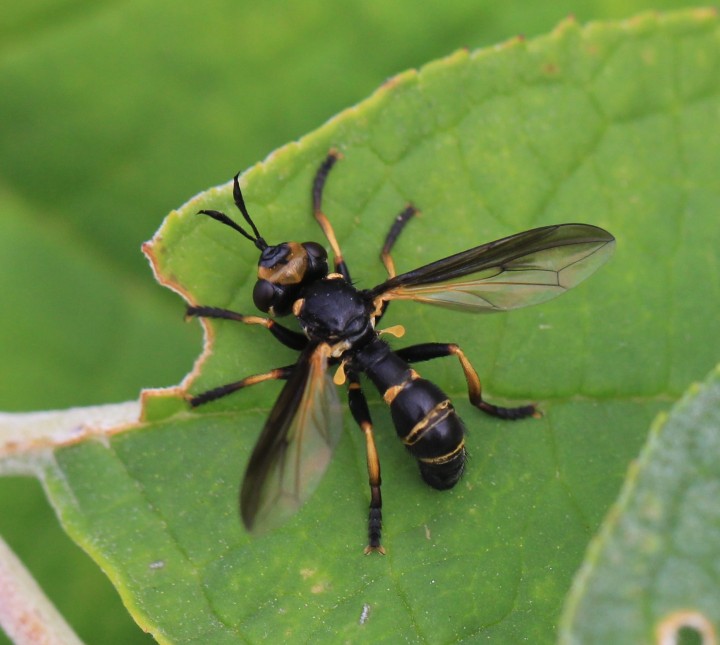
xmin=3 ymin=7 xmax=720 ymax=643
xmin=560 ymin=363 xmax=720 ymax=644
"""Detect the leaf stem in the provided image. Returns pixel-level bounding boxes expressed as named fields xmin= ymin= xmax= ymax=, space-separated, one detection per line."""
xmin=0 ymin=402 xmax=142 ymax=474
xmin=0 ymin=533 xmax=84 ymax=645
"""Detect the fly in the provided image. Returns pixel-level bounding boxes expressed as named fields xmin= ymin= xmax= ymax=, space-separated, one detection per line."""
xmin=186 ymin=151 xmax=615 ymax=553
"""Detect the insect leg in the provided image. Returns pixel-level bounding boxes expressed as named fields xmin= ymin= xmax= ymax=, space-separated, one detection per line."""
xmin=189 ymin=365 xmax=295 ymax=407
xmin=380 ymin=204 xmax=418 ymax=279
xmin=312 ymin=151 xmax=351 ymax=281
xmin=186 ymin=305 xmax=308 ymax=351
xmin=346 ymin=369 xmax=385 ymax=554
xmin=394 ymin=343 xmax=537 ymax=420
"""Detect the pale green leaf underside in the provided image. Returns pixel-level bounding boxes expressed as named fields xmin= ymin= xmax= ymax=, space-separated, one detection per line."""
xmin=27 ymin=9 xmax=720 ymax=643
xmin=560 ymin=363 xmax=720 ymax=644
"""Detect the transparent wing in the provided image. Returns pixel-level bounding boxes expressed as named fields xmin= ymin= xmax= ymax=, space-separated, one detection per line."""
xmin=240 ymin=342 xmax=343 ymax=534
xmin=370 ymin=223 xmax=615 ymax=312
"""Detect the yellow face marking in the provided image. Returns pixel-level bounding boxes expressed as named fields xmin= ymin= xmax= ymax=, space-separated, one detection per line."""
xmin=257 ymin=242 xmax=309 ymax=285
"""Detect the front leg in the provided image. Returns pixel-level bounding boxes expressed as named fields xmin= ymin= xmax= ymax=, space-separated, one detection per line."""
xmin=186 ymin=305 xmax=308 ymax=351
xmin=380 ymin=204 xmax=418 ymax=279
xmin=372 ymin=204 xmax=419 ymax=325
xmin=312 ymin=151 xmax=351 ymax=281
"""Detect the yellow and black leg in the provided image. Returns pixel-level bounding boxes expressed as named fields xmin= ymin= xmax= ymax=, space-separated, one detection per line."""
xmin=394 ymin=343 xmax=537 ymax=420
xmin=346 ymin=369 xmax=385 ymax=554
xmin=186 ymin=305 xmax=308 ymax=350
xmin=380 ymin=204 xmax=418 ymax=279
xmin=312 ymin=151 xmax=351 ymax=281
xmin=372 ymin=203 xmax=419 ymax=325
xmin=185 ymin=305 xmax=302 ymax=407
xmin=189 ymin=365 xmax=294 ymax=407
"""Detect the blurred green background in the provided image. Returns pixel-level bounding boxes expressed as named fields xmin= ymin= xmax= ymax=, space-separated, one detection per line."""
xmin=0 ymin=1 xmax=713 ymax=642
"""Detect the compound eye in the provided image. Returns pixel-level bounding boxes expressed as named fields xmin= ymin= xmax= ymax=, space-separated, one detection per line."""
xmin=252 ymin=279 xmax=277 ymax=313
xmin=303 ymin=241 xmax=327 ymax=262
xmin=302 ymin=241 xmax=328 ymax=278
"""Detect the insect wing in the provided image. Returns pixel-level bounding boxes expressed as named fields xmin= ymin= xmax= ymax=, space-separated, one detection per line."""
xmin=240 ymin=342 xmax=343 ymax=534
xmin=370 ymin=224 xmax=615 ymax=312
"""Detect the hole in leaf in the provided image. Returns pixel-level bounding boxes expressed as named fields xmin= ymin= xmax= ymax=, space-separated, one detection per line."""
xmin=656 ymin=611 xmax=717 ymax=645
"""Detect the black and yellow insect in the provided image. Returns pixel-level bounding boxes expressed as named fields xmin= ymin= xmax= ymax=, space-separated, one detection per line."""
xmin=187 ymin=151 xmax=615 ymax=553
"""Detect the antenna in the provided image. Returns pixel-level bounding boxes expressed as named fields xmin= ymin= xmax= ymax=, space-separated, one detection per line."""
xmin=198 ymin=173 xmax=268 ymax=250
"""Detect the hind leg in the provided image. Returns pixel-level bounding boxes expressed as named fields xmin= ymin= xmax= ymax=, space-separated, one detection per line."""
xmin=394 ymin=343 xmax=537 ymax=420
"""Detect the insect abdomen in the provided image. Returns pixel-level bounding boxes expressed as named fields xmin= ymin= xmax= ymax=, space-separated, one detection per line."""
xmin=388 ymin=378 xmax=466 ymax=489
xmin=356 ymin=340 xmax=467 ymax=489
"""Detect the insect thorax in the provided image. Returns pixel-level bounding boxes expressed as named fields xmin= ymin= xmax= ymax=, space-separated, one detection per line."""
xmin=295 ymin=277 xmax=374 ymax=349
